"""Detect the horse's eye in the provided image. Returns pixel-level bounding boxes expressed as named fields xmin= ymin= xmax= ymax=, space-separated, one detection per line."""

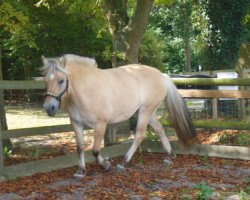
xmin=59 ymin=79 xmax=64 ymax=85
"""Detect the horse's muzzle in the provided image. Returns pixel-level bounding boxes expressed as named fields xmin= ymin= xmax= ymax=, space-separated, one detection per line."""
xmin=43 ymin=97 xmax=60 ymax=116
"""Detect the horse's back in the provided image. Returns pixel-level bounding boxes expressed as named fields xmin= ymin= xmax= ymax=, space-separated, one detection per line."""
xmin=108 ymin=64 xmax=166 ymax=89
xmin=107 ymin=64 xmax=167 ymax=106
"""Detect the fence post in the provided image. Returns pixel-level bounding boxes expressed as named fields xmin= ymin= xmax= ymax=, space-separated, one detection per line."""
xmin=0 ymin=45 xmax=3 ymax=173
xmin=104 ymin=125 xmax=114 ymax=146
xmin=0 ymin=112 xmax=3 ymax=173
xmin=212 ymin=98 xmax=218 ymax=120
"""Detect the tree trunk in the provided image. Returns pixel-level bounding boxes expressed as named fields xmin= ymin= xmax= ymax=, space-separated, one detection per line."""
xmin=182 ymin=1 xmax=192 ymax=72
xmin=104 ymin=0 xmax=154 ymax=67
xmin=0 ymin=42 xmax=12 ymax=151
xmin=184 ymin=32 xmax=191 ymax=72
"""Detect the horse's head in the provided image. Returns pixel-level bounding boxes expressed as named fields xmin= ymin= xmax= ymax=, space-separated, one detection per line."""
xmin=42 ymin=56 xmax=69 ymax=116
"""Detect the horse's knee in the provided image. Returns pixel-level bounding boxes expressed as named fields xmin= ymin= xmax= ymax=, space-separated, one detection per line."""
xmin=150 ymin=119 xmax=164 ymax=133
xmin=155 ymin=124 xmax=164 ymax=133
xmin=134 ymin=133 xmax=147 ymax=142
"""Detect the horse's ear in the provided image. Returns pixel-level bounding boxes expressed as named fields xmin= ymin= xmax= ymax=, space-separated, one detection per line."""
xmin=42 ymin=55 xmax=48 ymax=65
xmin=58 ymin=56 xmax=66 ymax=68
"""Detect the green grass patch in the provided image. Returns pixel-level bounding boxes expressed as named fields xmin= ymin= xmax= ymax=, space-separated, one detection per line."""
xmin=219 ymin=131 xmax=250 ymax=146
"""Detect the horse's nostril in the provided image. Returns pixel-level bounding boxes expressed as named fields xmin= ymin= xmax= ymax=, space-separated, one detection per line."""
xmin=51 ymin=105 xmax=55 ymax=113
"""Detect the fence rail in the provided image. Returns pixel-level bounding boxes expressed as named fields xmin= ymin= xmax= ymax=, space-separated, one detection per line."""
xmin=2 ymin=124 xmax=73 ymax=140
xmin=0 ymin=81 xmax=45 ymax=90
xmin=172 ymin=78 xmax=250 ymax=86
xmin=0 ymin=77 xmax=250 ymax=90
xmin=179 ymin=89 xmax=250 ymax=98
xmin=0 ymin=77 xmax=250 ymax=179
xmin=161 ymin=120 xmax=250 ymax=130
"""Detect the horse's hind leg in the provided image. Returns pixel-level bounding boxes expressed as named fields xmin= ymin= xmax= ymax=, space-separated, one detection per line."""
xmin=149 ymin=115 xmax=174 ymax=165
xmin=71 ymin=120 xmax=86 ymax=179
xmin=92 ymin=122 xmax=112 ymax=171
xmin=117 ymin=109 xmax=151 ymax=171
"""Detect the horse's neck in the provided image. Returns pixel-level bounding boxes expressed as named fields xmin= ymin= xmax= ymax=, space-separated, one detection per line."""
xmin=65 ymin=66 xmax=93 ymax=101
xmin=67 ymin=63 xmax=98 ymax=75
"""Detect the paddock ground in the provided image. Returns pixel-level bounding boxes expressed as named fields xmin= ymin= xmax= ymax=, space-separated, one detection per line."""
xmin=2 ymin=105 xmax=250 ymax=199
xmin=4 ymin=105 xmax=249 ymax=165
xmin=0 ymin=152 xmax=249 ymax=200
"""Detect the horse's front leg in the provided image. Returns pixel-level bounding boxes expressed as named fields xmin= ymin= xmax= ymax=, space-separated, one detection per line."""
xmin=92 ymin=122 xmax=112 ymax=171
xmin=71 ymin=120 xmax=86 ymax=179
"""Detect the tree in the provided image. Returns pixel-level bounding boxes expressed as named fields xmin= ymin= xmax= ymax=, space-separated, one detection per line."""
xmin=0 ymin=0 xmax=112 ymax=80
xmin=148 ymin=1 xmax=198 ymax=73
xmin=202 ymin=0 xmax=248 ymax=70
xmin=0 ymin=40 xmax=12 ymax=153
xmin=103 ymin=0 xmax=154 ymax=67
xmin=139 ymin=29 xmax=166 ymax=72
xmin=180 ymin=1 xmax=192 ymax=72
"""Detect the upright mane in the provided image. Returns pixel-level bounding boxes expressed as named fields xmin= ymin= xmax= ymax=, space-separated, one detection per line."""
xmin=42 ymin=54 xmax=97 ymax=77
xmin=63 ymin=54 xmax=97 ymax=68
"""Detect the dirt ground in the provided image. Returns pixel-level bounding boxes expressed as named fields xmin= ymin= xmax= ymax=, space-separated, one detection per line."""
xmin=2 ymin=106 xmax=250 ymax=199
xmin=5 ymin=129 xmax=249 ymax=166
xmin=0 ymin=153 xmax=249 ymax=200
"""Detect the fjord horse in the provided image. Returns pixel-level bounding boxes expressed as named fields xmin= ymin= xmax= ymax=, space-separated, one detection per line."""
xmin=42 ymin=54 xmax=196 ymax=178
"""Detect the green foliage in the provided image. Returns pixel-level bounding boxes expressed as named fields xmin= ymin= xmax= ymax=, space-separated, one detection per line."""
xmin=149 ymin=1 xmax=249 ymax=73
xmin=237 ymin=190 xmax=247 ymax=199
xmin=164 ymin=37 xmax=186 ymax=73
xmin=246 ymin=186 xmax=250 ymax=194
xmin=194 ymin=180 xmax=214 ymax=200
xmin=0 ymin=0 xmax=112 ymax=80
xmin=219 ymin=132 xmax=249 ymax=146
xmin=148 ymin=2 xmax=203 ymax=73
xmin=155 ymin=0 xmax=173 ymax=6
xmin=236 ymin=132 xmax=250 ymax=146
xmin=202 ymin=0 xmax=248 ymax=70
xmin=146 ymin=129 xmax=159 ymax=142
xmin=3 ymin=145 xmax=12 ymax=157
xmin=139 ymin=29 xmax=166 ymax=72
xmin=202 ymin=154 xmax=209 ymax=163
xmin=244 ymin=3 xmax=250 ymax=42
xmin=1 ymin=0 xmax=249 ymax=79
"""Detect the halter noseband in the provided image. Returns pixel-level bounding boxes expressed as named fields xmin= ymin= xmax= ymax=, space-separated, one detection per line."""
xmin=45 ymin=77 xmax=69 ymax=103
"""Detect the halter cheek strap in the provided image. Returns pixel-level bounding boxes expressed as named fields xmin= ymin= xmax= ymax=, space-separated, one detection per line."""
xmin=45 ymin=77 xmax=69 ymax=103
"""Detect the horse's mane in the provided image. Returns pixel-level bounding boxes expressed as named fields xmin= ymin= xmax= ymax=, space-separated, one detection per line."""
xmin=63 ymin=54 xmax=97 ymax=68
xmin=42 ymin=54 xmax=97 ymax=76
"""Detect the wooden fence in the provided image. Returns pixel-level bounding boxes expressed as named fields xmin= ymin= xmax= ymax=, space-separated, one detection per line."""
xmin=0 ymin=78 xmax=250 ymax=180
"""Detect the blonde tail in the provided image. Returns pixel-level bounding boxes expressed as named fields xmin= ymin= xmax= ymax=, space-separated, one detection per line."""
xmin=163 ymin=74 xmax=196 ymax=146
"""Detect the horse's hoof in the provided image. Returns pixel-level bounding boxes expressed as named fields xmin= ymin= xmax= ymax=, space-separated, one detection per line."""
xmin=104 ymin=160 xmax=113 ymax=171
xmin=74 ymin=173 xmax=85 ymax=180
xmin=74 ymin=169 xmax=86 ymax=180
xmin=163 ymin=159 xmax=173 ymax=166
xmin=116 ymin=164 xmax=126 ymax=172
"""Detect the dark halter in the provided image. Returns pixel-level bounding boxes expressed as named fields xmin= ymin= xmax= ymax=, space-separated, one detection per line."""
xmin=44 ymin=77 xmax=69 ymax=103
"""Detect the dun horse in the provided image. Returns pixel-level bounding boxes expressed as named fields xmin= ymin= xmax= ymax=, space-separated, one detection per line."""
xmin=42 ymin=54 xmax=196 ymax=178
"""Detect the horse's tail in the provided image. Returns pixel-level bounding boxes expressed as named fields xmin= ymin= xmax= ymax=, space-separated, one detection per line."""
xmin=163 ymin=74 xmax=197 ymax=146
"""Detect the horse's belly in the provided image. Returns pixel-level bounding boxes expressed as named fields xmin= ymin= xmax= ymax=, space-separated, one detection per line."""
xmin=109 ymin=104 xmax=139 ymax=124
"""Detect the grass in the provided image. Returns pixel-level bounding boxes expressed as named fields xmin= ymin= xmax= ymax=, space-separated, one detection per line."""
xmin=219 ymin=131 xmax=250 ymax=146
xmin=194 ymin=180 xmax=214 ymax=200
